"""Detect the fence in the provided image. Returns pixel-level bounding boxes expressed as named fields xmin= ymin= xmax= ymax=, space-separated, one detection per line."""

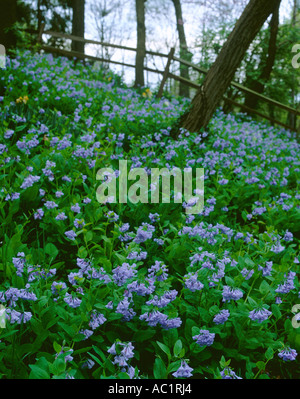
xmin=36 ymin=24 xmax=300 ymax=133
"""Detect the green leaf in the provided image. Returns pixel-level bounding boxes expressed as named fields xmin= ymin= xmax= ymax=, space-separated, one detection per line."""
xmin=265 ymin=347 xmax=274 ymax=360
xmin=29 ymin=365 xmax=50 ymax=379
xmin=271 ymin=304 xmax=281 ymax=320
xmin=57 ymin=322 xmax=76 ymax=338
xmin=256 ymin=361 xmax=265 ymax=371
xmin=244 ymin=257 xmax=255 ymax=268
xmin=45 ymin=243 xmax=58 ymax=259
xmin=259 ymin=280 xmax=270 ymax=295
xmin=247 ymin=296 xmax=257 ymax=307
xmin=29 ymin=357 xmax=50 ymax=379
xmin=85 ymin=230 xmax=93 ymax=242
xmin=173 ymin=339 xmax=183 ymax=357
xmin=167 ymin=360 xmax=182 ymax=374
xmin=117 ymin=372 xmax=130 ymax=379
xmin=53 ymin=341 xmax=62 ymax=354
xmin=87 ymin=352 xmax=104 ymax=367
xmin=153 ymin=357 xmax=167 ymax=379
xmin=78 ymin=246 xmax=88 ymax=258
xmin=92 ymin=346 xmax=107 ymax=363
xmin=51 ymin=356 xmax=66 ymax=375
xmin=156 ymin=341 xmax=171 ymax=358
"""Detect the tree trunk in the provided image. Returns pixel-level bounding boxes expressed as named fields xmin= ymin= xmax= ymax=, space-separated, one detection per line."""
xmin=171 ymin=0 xmax=192 ymax=98
xmin=72 ymin=0 xmax=85 ymax=54
xmin=174 ymin=0 xmax=282 ymax=136
xmin=287 ymin=0 xmax=299 ymax=129
xmin=135 ymin=0 xmax=146 ymax=88
xmin=244 ymin=2 xmax=280 ymax=110
xmin=0 ymin=0 xmax=17 ymax=52
xmin=37 ymin=0 xmax=42 ymax=33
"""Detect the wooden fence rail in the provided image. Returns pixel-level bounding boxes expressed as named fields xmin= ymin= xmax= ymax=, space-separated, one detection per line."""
xmin=35 ymin=24 xmax=299 ymax=133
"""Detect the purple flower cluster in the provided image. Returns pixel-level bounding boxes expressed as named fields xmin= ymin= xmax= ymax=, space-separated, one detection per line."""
xmin=184 ymin=272 xmax=204 ymax=292
xmin=64 ymin=293 xmax=82 ymax=308
xmin=112 ymin=263 xmax=137 ymax=286
xmin=258 ymin=261 xmax=273 ymax=276
xmin=107 ymin=341 xmax=138 ymax=378
xmin=65 ymin=230 xmax=77 ymax=240
xmin=220 ymin=367 xmax=242 ymax=379
xmin=20 ymin=174 xmax=40 ymax=189
xmin=146 ymin=290 xmax=178 ymax=308
xmin=213 ymin=309 xmax=230 ymax=325
xmin=134 ymin=223 xmax=155 ymax=243
xmin=89 ymin=311 xmax=107 ymax=330
xmin=275 ymin=271 xmax=296 ymax=294
xmin=116 ymin=296 xmax=136 ymax=321
xmin=222 ymin=286 xmax=243 ymax=302
xmin=5 ymin=308 xmax=32 ymax=324
xmin=278 ymin=347 xmax=298 ymax=361
xmin=249 ymin=307 xmax=272 ymax=323
xmin=192 ymin=329 xmax=215 ymax=346
xmin=172 ymin=360 xmax=193 ymax=378
xmin=140 ymin=310 xmax=182 ymax=330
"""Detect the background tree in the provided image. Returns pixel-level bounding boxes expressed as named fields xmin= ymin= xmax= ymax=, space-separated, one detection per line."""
xmin=174 ymin=0 xmax=282 ymax=135
xmin=0 ymin=0 xmax=18 ymax=52
xmin=135 ymin=0 xmax=147 ymax=87
xmin=171 ymin=0 xmax=192 ymax=97
xmin=244 ymin=2 xmax=280 ymax=110
xmin=71 ymin=0 xmax=85 ymax=53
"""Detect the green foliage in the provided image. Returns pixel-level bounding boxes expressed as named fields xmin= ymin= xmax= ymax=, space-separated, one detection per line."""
xmin=0 ymin=50 xmax=299 ymax=380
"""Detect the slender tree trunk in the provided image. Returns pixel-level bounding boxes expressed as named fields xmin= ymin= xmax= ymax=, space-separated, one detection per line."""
xmin=72 ymin=0 xmax=85 ymax=54
xmin=174 ymin=0 xmax=282 ymax=136
xmin=244 ymin=2 xmax=280 ymax=110
xmin=37 ymin=0 xmax=42 ymax=33
xmin=135 ymin=0 xmax=146 ymax=88
xmin=0 ymin=0 xmax=17 ymax=52
xmin=171 ymin=0 xmax=192 ymax=98
xmin=287 ymin=0 xmax=299 ymax=129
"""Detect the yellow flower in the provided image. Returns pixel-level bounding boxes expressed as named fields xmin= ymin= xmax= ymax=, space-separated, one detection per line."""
xmin=142 ymin=89 xmax=152 ymax=99
xmin=16 ymin=96 xmax=29 ymax=104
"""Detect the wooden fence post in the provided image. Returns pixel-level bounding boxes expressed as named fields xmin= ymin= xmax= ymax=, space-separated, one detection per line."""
xmin=157 ymin=47 xmax=175 ymax=98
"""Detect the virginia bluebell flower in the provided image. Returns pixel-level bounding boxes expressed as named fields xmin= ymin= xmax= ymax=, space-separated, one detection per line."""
xmin=213 ymin=309 xmax=230 ymax=325
xmin=193 ymin=330 xmax=215 ymax=346
xmin=278 ymin=347 xmax=297 ymax=361
xmin=172 ymin=361 xmax=193 ymax=378
xmin=222 ymin=286 xmax=243 ymax=302
xmin=249 ymin=307 xmax=272 ymax=323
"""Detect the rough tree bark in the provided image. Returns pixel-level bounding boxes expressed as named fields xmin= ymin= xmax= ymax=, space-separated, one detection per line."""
xmin=72 ymin=0 xmax=85 ymax=54
xmin=135 ymin=0 xmax=146 ymax=88
xmin=171 ymin=0 xmax=192 ymax=98
xmin=173 ymin=0 xmax=282 ymax=136
xmin=244 ymin=1 xmax=280 ymax=110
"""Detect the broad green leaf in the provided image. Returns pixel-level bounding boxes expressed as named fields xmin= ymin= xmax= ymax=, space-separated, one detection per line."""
xmin=173 ymin=339 xmax=183 ymax=357
xmin=156 ymin=341 xmax=171 ymax=358
xmin=153 ymin=357 xmax=167 ymax=379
